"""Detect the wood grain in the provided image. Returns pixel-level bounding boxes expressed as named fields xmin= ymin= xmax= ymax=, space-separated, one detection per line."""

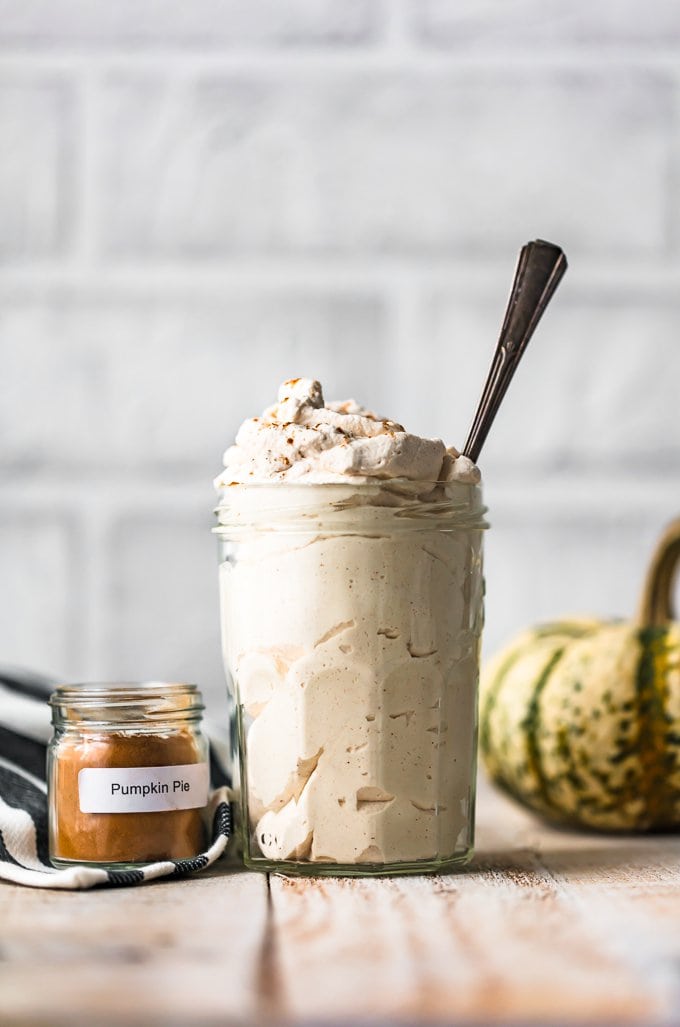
xmin=2 ymin=776 xmax=680 ymax=1025
xmin=0 ymin=868 xmax=270 ymax=1026
xmin=269 ymin=782 xmax=675 ymax=1023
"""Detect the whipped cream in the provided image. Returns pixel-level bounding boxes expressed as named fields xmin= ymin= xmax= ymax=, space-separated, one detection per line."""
xmin=215 ymin=379 xmax=485 ymax=869
xmin=215 ymin=378 xmax=479 ymax=487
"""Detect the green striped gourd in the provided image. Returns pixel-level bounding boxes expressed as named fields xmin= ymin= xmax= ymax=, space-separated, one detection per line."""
xmin=480 ymin=518 xmax=680 ymax=831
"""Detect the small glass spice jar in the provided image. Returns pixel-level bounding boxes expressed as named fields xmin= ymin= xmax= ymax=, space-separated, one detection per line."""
xmin=48 ymin=682 xmax=210 ymax=870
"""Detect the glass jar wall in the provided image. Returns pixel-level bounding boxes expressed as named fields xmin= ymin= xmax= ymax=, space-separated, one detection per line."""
xmin=215 ymin=482 xmax=487 ymax=876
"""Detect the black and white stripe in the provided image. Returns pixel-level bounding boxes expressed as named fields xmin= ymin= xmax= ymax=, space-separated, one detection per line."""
xmin=0 ymin=668 xmax=232 ymax=889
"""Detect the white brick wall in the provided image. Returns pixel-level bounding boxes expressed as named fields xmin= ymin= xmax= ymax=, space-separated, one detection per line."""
xmin=0 ymin=1 xmax=678 ymax=716
xmin=0 ymin=1 xmax=378 ymax=47
xmin=0 ymin=293 xmax=386 ymax=466
xmin=410 ymin=2 xmax=680 ymax=48
xmin=98 ymin=70 xmax=671 ymax=258
xmin=0 ymin=512 xmax=79 ymax=673
xmin=0 ymin=81 xmax=73 ymax=255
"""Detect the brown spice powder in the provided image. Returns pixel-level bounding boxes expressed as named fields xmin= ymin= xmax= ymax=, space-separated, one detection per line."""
xmin=51 ymin=729 xmax=206 ymax=864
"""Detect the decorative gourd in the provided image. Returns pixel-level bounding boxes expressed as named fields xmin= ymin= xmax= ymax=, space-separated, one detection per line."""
xmin=480 ymin=518 xmax=680 ymax=831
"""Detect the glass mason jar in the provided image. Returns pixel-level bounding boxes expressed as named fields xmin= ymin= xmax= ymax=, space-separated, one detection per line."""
xmin=214 ymin=482 xmax=488 ymax=877
xmin=48 ymin=682 xmax=210 ymax=870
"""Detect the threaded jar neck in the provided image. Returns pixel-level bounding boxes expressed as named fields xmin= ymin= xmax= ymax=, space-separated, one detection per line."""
xmin=49 ymin=682 xmax=204 ymax=732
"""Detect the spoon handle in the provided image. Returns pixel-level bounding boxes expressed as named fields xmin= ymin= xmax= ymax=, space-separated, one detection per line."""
xmin=462 ymin=239 xmax=567 ymax=464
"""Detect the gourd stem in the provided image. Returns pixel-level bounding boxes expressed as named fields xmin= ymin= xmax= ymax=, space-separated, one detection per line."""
xmin=637 ymin=517 xmax=680 ymax=627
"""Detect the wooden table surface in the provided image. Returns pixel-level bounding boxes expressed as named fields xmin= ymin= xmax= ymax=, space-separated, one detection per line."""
xmin=3 ymin=774 xmax=680 ymax=1027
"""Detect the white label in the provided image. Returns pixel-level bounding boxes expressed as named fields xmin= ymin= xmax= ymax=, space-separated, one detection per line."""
xmin=78 ymin=763 xmax=210 ymax=814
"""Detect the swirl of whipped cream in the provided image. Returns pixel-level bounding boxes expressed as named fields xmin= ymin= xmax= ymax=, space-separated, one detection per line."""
xmin=214 ymin=378 xmax=479 ymax=487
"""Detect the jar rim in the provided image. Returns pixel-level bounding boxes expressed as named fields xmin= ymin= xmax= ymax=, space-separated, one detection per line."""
xmin=49 ymin=682 xmax=205 ymax=726
xmin=213 ymin=479 xmax=488 ymax=534
xmin=50 ymin=681 xmax=201 ymax=704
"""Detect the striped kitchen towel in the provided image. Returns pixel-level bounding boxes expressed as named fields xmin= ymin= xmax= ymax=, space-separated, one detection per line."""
xmin=0 ymin=667 xmax=232 ymax=889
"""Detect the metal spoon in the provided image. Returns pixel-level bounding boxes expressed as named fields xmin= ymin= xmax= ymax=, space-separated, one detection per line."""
xmin=462 ymin=239 xmax=567 ymax=464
